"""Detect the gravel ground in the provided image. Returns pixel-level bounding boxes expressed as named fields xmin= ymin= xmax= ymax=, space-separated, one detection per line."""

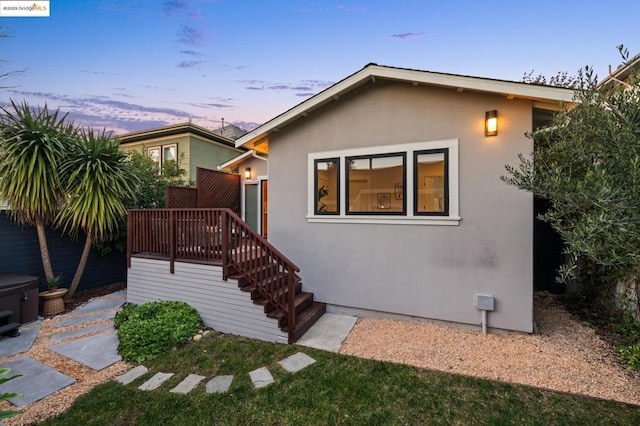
xmin=0 ymin=288 xmax=129 ymax=426
xmin=341 ymin=292 xmax=640 ymax=405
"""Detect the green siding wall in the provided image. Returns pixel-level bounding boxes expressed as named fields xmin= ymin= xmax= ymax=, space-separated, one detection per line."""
xmin=189 ymin=136 xmax=242 ymax=179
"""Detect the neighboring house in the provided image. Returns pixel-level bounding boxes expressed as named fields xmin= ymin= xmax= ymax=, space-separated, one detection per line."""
xmin=230 ymin=63 xmax=576 ymax=334
xmin=599 ymin=52 xmax=640 ymax=86
xmin=118 ymin=122 xmax=245 ymax=184
xmin=212 ymin=122 xmax=249 ymax=140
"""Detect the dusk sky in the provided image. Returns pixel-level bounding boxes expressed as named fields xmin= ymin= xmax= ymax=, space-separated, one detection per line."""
xmin=1 ymin=0 xmax=639 ymax=135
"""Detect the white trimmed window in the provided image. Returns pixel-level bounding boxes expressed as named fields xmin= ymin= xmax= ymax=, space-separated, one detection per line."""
xmin=147 ymin=143 xmax=178 ymax=174
xmin=307 ymin=139 xmax=459 ymax=225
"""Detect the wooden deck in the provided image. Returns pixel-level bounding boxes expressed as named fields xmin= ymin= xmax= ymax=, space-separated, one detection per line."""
xmin=127 ymin=208 xmax=325 ymax=343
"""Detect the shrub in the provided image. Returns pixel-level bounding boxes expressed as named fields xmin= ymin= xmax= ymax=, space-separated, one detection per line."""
xmin=620 ymin=343 xmax=640 ymax=369
xmin=114 ymin=301 xmax=202 ymax=363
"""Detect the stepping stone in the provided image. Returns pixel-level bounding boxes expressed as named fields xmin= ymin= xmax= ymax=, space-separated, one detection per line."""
xmin=0 ymin=356 xmax=75 ymax=407
xmin=139 ymin=372 xmax=174 ymax=391
xmin=205 ymin=375 xmax=234 ymax=394
xmin=56 ymin=310 xmax=117 ymax=328
xmin=109 ymin=290 xmax=127 ymax=299
xmin=115 ymin=366 xmax=148 ymax=385
xmin=279 ymin=352 xmax=316 ymax=373
xmin=0 ymin=325 xmax=40 ymax=358
xmin=170 ymin=374 xmax=205 ymax=394
xmin=49 ymin=331 xmax=121 ymax=371
xmin=49 ymin=323 xmax=112 ymax=342
xmin=249 ymin=367 xmax=274 ymax=389
xmin=72 ymin=298 xmax=125 ymax=314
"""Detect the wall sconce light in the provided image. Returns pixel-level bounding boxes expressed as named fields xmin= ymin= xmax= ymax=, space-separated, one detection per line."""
xmin=485 ymin=110 xmax=498 ymax=137
xmin=244 ymin=167 xmax=251 ymax=180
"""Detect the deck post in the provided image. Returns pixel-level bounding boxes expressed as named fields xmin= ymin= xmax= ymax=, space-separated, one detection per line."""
xmin=287 ymin=271 xmax=295 ymax=343
xmin=126 ymin=211 xmax=132 ymax=268
xmin=169 ymin=210 xmax=175 ymax=274
xmin=221 ymin=209 xmax=229 ymax=280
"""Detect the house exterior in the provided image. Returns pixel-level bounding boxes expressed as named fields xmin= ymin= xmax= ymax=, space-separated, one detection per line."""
xmin=118 ymin=122 xmax=244 ymax=184
xmin=219 ymin=150 xmax=269 ymax=237
xmin=600 ymin=53 xmax=640 ymax=86
xmin=232 ymin=64 xmax=575 ymax=333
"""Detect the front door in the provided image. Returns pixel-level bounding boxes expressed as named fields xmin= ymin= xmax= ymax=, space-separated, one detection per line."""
xmin=244 ymin=183 xmax=259 ymax=232
xmin=243 ymin=179 xmax=268 ymax=238
xmin=261 ymin=180 xmax=268 ymax=238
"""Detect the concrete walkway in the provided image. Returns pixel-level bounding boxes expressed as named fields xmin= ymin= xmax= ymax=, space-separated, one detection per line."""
xmin=0 ymin=291 xmax=126 ymax=407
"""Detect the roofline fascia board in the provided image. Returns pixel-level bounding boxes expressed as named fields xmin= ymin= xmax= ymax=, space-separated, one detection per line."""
xmin=119 ymin=122 xmax=237 ymax=148
xmin=369 ymin=65 xmax=576 ymax=102
xmin=236 ymin=65 xmax=577 ymax=149
xmin=218 ymin=150 xmax=268 ymax=171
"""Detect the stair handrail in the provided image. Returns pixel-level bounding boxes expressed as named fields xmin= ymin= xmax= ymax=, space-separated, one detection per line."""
xmin=221 ymin=209 xmax=299 ymax=342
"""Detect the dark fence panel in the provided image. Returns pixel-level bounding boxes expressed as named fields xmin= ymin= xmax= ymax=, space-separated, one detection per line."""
xmin=165 ymin=186 xmax=198 ymax=208
xmin=0 ymin=211 xmax=126 ymax=292
xmin=197 ymin=168 xmax=241 ymax=214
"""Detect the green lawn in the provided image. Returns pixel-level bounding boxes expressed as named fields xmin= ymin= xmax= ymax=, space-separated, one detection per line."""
xmin=42 ymin=332 xmax=640 ymax=425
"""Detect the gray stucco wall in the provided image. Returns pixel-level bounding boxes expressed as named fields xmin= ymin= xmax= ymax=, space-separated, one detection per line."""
xmin=267 ymin=81 xmax=535 ymax=333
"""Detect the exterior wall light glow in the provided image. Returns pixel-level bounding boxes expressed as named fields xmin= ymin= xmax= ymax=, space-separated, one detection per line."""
xmin=244 ymin=167 xmax=251 ymax=179
xmin=485 ymin=110 xmax=498 ymax=137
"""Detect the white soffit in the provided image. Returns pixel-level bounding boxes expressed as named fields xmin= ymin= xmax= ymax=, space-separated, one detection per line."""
xmin=218 ymin=150 xmax=267 ymax=171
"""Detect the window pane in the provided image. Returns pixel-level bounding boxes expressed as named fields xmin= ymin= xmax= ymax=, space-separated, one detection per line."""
xmin=347 ymin=154 xmax=405 ymax=214
xmin=315 ymin=159 xmax=339 ymax=214
xmin=147 ymin=147 xmax=161 ymax=173
xmin=415 ymin=150 xmax=447 ymax=214
xmin=163 ymin=145 xmax=176 ymax=162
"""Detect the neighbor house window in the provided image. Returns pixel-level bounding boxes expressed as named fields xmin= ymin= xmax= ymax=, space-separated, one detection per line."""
xmin=147 ymin=147 xmax=161 ymax=171
xmin=414 ymin=149 xmax=448 ymax=215
xmin=163 ymin=144 xmax=177 ymax=162
xmin=307 ymin=139 xmax=459 ymax=225
xmin=346 ymin=153 xmax=405 ymax=214
xmin=314 ymin=158 xmax=340 ymax=214
xmin=147 ymin=144 xmax=178 ymax=174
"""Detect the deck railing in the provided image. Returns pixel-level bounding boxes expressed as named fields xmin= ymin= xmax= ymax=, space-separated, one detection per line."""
xmin=127 ymin=208 xmax=300 ymax=342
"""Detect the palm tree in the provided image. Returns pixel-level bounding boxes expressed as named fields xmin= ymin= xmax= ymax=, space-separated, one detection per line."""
xmin=57 ymin=129 xmax=138 ymax=299
xmin=0 ymin=101 xmax=77 ymax=281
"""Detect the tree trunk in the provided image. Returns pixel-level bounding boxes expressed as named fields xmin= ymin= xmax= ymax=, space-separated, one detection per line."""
xmin=35 ymin=216 xmax=54 ymax=282
xmin=65 ymin=234 xmax=93 ymax=300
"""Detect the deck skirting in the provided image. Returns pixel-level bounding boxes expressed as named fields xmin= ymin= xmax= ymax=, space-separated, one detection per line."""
xmin=127 ymin=256 xmax=287 ymax=343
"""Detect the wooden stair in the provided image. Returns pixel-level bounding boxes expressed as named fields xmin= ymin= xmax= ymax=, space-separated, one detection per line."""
xmin=231 ymin=270 xmax=326 ymax=343
xmin=0 ymin=310 xmax=20 ymax=337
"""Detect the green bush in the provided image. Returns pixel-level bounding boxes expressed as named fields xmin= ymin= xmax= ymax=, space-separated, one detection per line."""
xmin=114 ymin=301 xmax=202 ymax=363
xmin=620 ymin=343 xmax=640 ymax=369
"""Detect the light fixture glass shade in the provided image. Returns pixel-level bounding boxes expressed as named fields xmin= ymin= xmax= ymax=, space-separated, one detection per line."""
xmin=245 ymin=167 xmax=251 ymax=179
xmin=485 ymin=110 xmax=498 ymax=136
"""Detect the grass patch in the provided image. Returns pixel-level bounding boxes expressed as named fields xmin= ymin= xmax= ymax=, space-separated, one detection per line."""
xmin=42 ymin=332 xmax=640 ymax=425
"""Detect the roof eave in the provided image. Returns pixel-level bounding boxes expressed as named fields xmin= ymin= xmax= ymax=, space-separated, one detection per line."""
xmin=119 ymin=122 xmax=238 ymax=149
xmin=218 ymin=150 xmax=268 ymax=171
xmin=235 ymin=65 xmax=577 ymax=149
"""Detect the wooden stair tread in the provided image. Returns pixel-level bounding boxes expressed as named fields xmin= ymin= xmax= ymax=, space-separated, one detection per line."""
xmin=285 ymin=302 xmax=327 ymax=342
xmin=0 ymin=310 xmax=13 ymax=320
xmin=265 ymin=292 xmax=313 ymax=319
xmin=0 ymin=322 xmax=20 ymax=337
